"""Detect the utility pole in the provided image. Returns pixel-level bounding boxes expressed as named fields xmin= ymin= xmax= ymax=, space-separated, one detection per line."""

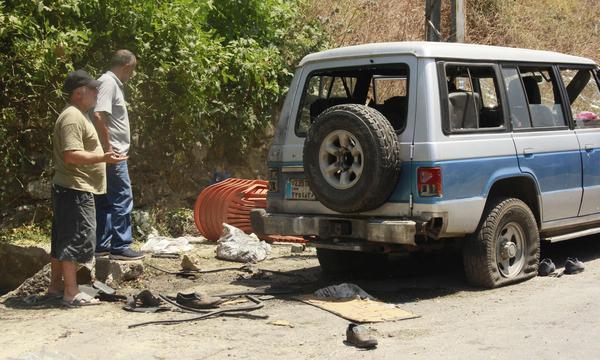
xmin=450 ymin=0 xmax=465 ymax=42
xmin=425 ymin=0 xmax=441 ymax=42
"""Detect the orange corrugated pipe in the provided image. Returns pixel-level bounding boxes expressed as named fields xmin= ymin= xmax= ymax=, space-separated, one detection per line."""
xmin=193 ymin=178 xmax=306 ymax=243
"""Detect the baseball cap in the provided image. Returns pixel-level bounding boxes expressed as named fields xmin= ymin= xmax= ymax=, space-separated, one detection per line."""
xmin=63 ymin=69 xmax=101 ymax=95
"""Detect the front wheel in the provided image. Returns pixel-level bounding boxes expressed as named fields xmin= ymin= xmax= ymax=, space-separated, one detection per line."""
xmin=463 ymin=198 xmax=540 ymax=288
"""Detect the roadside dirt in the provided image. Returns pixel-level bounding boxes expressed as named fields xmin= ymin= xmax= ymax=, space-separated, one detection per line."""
xmin=1 ymin=236 xmax=600 ymax=359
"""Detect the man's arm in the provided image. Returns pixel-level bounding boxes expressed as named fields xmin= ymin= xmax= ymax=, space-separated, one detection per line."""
xmin=64 ymin=150 xmax=127 ymax=165
xmin=93 ymin=111 xmax=112 ymax=152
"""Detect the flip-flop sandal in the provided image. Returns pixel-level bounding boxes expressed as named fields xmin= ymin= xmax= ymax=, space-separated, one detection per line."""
xmin=79 ymin=285 xmax=100 ymax=298
xmin=62 ymin=292 xmax=101 ymax=308
xmin=92 ymin=280 xmax=116 ymax=295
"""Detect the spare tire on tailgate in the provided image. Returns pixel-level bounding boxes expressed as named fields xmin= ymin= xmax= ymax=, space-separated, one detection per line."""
xmin=303 ymin=104 xmax=402 ymax=213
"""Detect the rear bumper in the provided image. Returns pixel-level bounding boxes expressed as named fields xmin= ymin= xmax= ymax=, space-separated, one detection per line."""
xmin=250 ymin=209 xmax=418 ymax=246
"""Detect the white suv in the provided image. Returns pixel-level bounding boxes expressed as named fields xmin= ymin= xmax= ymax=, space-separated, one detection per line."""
xmin=251 ymin=42 xmax=600 ymax=288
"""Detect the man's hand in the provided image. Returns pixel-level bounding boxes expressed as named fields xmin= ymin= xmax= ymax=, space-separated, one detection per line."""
xmin=94 ymin=111 xmax=112 ymax=152
xmin=103 ymin=151 xmax=128 ymax=164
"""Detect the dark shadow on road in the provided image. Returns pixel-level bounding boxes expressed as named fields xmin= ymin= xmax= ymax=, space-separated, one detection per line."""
xmin=541 ymin=234 xmax=600 ymax=268
xmin=231 ymin=235 xmax=600 ymax=303
xmin=1 ymin=295 xmax=63 ymax=310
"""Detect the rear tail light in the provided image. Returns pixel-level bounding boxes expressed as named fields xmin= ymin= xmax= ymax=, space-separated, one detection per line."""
xmin=418 ymin=167 xmax=442 ymax=197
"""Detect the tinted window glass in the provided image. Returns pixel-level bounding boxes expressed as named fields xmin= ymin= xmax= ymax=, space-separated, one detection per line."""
xmin=502 ymin=67 xmax=531 ymax=129
xmin=560 ymin=68 xmax=600 ymax=128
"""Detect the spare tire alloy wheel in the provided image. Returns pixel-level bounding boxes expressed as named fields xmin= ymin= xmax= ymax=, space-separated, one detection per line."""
xmin=319 ymin=130 xmax=364 ymax=189
xmin=463 ymin=197 xmax=540 ymax=288
xmin=303 ymin=104 xmax=401 ymax=213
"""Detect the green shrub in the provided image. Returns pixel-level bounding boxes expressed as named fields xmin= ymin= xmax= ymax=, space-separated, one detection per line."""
xmin=0 ymin=0 xmax=326 ymax=207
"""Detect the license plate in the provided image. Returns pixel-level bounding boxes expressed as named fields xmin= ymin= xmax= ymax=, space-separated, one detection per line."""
xmin=284 ymin=179 xmax=316 ymax=200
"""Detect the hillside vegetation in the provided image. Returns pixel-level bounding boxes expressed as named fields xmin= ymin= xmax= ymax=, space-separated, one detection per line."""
xmin=307 ymin=0 xmax=600 ymax=62
xmin=2 ymin=0 xmax=599 ymax=236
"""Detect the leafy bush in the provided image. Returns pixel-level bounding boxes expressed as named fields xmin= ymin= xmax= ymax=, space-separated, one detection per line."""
xmin=0 ymin=0 xmax=326 ymax=207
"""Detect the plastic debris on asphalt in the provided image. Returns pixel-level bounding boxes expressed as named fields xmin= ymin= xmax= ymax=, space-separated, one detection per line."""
xmin=215 ymin=224 xmax=271 ymax=263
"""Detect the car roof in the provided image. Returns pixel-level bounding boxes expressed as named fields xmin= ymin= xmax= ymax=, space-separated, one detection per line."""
xmin=298 ymin=41 xmax=596 ymax=66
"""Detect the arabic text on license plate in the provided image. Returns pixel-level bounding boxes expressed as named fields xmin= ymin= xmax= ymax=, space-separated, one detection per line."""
xmin=285 ymin=179 xmax=315 ymax=200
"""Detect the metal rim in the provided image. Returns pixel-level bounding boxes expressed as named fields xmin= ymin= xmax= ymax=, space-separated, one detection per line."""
xmin=318 ymin=130 xmax=364 ymax=189
xmin=496 ymin=221 xmax=526 ymax=278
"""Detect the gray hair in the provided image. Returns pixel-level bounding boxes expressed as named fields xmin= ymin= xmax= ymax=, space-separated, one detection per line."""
xmin=110 ymin=49 xmax=136 ymax=68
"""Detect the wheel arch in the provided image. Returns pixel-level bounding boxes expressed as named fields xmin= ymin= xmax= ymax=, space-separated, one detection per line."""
xmin=484 ymin=175 xmax=542 ymax=228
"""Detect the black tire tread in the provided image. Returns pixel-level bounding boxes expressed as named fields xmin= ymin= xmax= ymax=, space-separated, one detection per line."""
xmin=304 ymin=104 xmax=401 ymax=212
xmin=463 ymin=197 xmax=540 ymax=288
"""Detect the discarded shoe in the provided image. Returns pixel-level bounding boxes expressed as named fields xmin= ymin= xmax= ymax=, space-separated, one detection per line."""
xmin=136 ymin=290 xmax=161 ymax=307
xmin=176 ymin=292 xmax=226 ymax=309
xmin=564 ymin=257 xmax=585 ymax=275
xmin=345 ymin=323 xmax=378 ymax=349
xmin=538 ymin=258 xmax=556 ymax=276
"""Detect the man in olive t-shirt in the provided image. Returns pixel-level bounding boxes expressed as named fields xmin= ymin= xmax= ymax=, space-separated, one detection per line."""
xmin=49 ymin=70 xmax=127 ymax=306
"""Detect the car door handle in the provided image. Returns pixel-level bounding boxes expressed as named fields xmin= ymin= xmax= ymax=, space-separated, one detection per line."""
xmin=523 ymin=148 xmax=534 ymax=156
xmin=584 ymin=144 xmax=594 ymax=152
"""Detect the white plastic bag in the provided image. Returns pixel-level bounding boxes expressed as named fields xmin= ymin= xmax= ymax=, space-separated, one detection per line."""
xmin=140 ymin=234 xmax=194 ymax=254
xmin=215 ymin=224 xmax=271 ymax=263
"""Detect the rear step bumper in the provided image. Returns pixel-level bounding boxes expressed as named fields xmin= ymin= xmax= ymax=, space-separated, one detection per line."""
xmin=250 ymin=208 xmax=418 ymax=245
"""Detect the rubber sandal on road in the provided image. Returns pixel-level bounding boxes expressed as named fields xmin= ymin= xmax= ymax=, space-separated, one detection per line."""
xmin=345 ymin=323 xmax=378 ymax=349
xmin=92 ymin=280 xmax=116 ymax=295
xmin=62 ymin=292 xmax=101 ymax=308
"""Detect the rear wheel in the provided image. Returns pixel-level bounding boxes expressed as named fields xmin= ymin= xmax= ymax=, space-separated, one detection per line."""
xmin=463 ymin=197 xmax=539 ymax=288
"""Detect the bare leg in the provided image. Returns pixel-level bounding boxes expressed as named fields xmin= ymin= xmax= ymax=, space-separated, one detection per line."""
xmin=48 ymin=257 xmax=64 ymax=295
xmin=62 ymin=261 xmax=79 ymax=301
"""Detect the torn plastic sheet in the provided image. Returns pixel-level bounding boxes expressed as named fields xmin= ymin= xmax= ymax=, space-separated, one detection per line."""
xmin=215 ymin=224 xmax=271 ymax=263
xmin=140 ymin=234 xmax=196 ymax=254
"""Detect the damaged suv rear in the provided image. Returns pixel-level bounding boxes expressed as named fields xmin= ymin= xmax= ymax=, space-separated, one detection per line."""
xmin=251 ymin=42 xmax=600 ymax=288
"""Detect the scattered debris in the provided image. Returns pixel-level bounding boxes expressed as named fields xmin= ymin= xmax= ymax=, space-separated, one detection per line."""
xmin=314 ymin=283 xmax=375 ymax=300
xmin=129 ymin=295 xmax=265 ymax=328
xmin=564 ymin=257 xmax=585 ymax=274
xmin=538 ymin=258 xmax=556 ymax=276
xmin=175 ymin=292 xmax=226 ymax=309
xmin=345 ymin=323 xmax=378 ymax=349
xmin=123 ymin=290 xmax=170 ymax=313
xmin=95 ymin=258 xmax=144 ymax=285
xmin=132 ymin=210 xmax=158 ymax=238
xmin=290 ymin=244 xmax=305 ymax=253
xmin=180 ymin=254 xmax=201 ymax=271
xmin=297 ymin=295 xmax=418 ymax=323
xmin=140 ymin=234 xmax=194 ymax=254
xmin=151 ymin=253 xmax=180 ymax=259
xmin=268 ymin=320 xmax=295 ymax=328
xmin=215 ymin=224 xmax=271 ymax=263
